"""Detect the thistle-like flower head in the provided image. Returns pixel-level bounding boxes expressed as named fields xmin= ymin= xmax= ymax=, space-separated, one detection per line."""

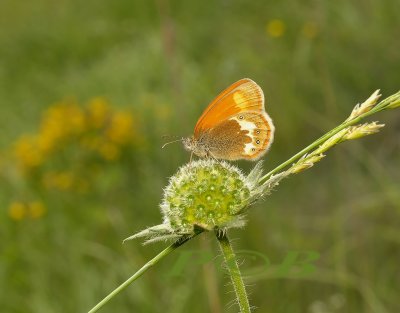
xmin=126 ymin=159 xmax=264 ymax=244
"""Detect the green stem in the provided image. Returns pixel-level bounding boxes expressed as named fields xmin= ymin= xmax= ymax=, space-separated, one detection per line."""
xmin=216 ymin=231 xmax=251 ymax=313
xmin=260 ymin=91 xmax=400 ymax=183
xmin=88 ymin=233 xmax=200 ymax=313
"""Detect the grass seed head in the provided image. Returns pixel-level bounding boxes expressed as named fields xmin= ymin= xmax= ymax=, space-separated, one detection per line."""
xmin=347 ymin=90 xmax=381 ymax=121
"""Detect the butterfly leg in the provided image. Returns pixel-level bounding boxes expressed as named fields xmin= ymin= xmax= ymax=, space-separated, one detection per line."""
xmin=208 ymin=151 xmax=222 ymax=164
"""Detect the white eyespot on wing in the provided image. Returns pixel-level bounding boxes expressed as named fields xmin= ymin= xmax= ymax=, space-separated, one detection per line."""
xmin=244 ymin=142 xmax=257 ymax=155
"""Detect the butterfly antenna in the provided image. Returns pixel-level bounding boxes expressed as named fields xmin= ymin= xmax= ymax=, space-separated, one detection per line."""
xmin=161 ymin=138 xmax=183 ymax=149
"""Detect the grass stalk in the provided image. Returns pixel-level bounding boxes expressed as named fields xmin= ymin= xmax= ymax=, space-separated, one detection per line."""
xmin=216 ymin=231 xmax=251 ymax=313
xmin=88 ymin=233 xmax=200 ymax=313
xmin=260 ymin=91 xmax=400 ymax=183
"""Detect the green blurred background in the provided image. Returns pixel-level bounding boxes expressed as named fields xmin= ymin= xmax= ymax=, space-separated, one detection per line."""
xmin=1 ymin=0 xmax=399 ymax=312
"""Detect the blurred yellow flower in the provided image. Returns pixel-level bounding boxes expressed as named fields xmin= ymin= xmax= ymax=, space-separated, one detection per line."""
xmin=99 ymin=142 xmax=120 ymax=161
xmin=29 ymin=201 xmax=46 ymax=219
xmin=106 ymin=111 xmax=134 ymax=144
xmin=88 ymin=97 xmax=110 ymax=128
xmin=43 ymin=171 xmax=74 ymax=190
xmin=55 ymin=171 xmax=74 ymax=190
xmin=40 ymin=102 xmax=86 ymax=140
xmin=266 ymin=19 xmax=286 ymax=38
xmin=36 ymin=131 xmax=57 ymax=155
xmin=14 ymin=135 xmax=43 ymax=170
xmin=9 ymin=96 xmax=144 ymax=193
xmin=8 ymin=202 xmax=26 ymax=221
xmin=41 ymin=104 xmax=70 ymax=142
xmin=302 ymin=22 xmax=318 ymax=39
xmin=67 ymin=104 xmax=86 ymax=133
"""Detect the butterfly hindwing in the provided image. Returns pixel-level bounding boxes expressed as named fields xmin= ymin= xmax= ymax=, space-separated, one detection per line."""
xmin=203 ymin=111 xmax=274 ymax=160
xmin=230 ymin=111 xmax=274 ymax=160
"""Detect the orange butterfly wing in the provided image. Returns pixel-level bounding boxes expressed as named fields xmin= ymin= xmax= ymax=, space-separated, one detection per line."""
xmin=194 ymin=78 xmax=264 ymax=136
xmin=193 ymin=78 xmax=275 ymax=160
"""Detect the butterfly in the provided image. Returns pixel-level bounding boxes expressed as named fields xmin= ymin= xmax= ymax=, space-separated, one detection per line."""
xmin=182 ymin=78 xmax=275 ymax=161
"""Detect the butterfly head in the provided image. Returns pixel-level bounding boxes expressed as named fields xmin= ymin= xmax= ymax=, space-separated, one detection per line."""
xmin=182 ymin=136 xmax=208 ymax=158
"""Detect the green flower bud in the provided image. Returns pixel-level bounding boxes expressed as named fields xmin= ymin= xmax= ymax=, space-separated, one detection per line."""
xmin=125 ymin=159 xmax=264 ymax=244
xmin=161 ymin=160 xmax=252 ymax=233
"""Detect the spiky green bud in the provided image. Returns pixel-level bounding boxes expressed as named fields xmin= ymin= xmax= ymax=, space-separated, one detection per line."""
xmin=162 ymin=160 xmax=252 ymax=233
xmin=125 ymin=160 xmax=264 ymax=244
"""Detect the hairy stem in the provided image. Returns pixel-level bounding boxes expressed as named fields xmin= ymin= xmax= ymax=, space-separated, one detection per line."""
xmin=260 ymin=91 xmax=400 ymax=183
xmin=88 ymin=233 xmax=200 ymax=313
xmin=216 ymin=231 xmax=251 ymax=313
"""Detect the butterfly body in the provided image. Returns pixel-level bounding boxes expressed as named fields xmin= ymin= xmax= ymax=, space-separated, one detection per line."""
xmin=183 ymin=78 xmax=275 ymax=161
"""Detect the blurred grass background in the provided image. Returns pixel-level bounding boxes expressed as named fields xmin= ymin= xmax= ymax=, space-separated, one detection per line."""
xmin=0 ymin=0 xmax=399 ymax=312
